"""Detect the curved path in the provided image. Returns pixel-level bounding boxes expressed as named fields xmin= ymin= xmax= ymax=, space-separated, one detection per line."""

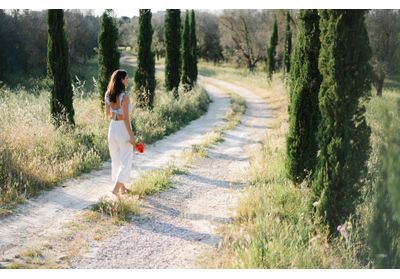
xmin=71 ymin=76 xmax=273 ymax=268
xmin=0 ymin=55 xmax=273 ymax=267
xmin=0 ymin=82 xmax=230 ymax=264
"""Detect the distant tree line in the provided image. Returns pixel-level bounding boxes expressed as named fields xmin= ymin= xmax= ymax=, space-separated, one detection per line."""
xmin=0 ymin=9 xmax=99 ymax=83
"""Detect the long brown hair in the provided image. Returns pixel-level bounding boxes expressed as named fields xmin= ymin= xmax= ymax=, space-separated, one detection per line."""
xmin=106 ymin=69 xmax=128 ymax=103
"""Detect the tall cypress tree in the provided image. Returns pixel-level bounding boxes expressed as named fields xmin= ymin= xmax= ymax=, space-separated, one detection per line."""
xmin=267 ymin=15 xmax=278 ymax=81
xmin=368 ymin=101 xmax=400 ymax=268
xmin=284 ymin=11 xmax=292 ymax=76
xmin=286 ymin=10 xmax=322 ymax=184
xmin=47 ymin=9 xmax=74 ymax=126
xmin=189 ymin=10 xmax=198 ymax=84
xmin=134 ymin=9 xmax=156 ymax=109
xmin=312 ymin=10 xmax=372 ymax=234
xmin=181 ymin=11 xmax=192 ymax=91
xmin=98 ymin=10 xmax=120 ymax=109
xmin=164 ymin=9 xmax=181 ymax=98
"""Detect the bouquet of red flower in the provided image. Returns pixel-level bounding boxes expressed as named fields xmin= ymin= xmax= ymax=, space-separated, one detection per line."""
xmin=134 ymin=141 xmax=145 ymax=153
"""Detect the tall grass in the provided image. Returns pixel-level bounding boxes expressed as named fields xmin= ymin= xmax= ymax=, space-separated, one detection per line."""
xmin=200 ymin=65 xmax=399 ymax=268
xmin=0 ymin=87 xmax=108 ymax=210
xmin=132 ymin=86 xmax=211 ymax=144
xmin=0 ymin=81 xmax=210 ymax=213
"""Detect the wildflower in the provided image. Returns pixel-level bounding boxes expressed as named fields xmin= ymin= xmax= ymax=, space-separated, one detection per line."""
xmin=337 ymin=222 xmax=351 ymax=241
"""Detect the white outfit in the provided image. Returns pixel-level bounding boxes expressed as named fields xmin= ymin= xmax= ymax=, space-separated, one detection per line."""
xmin=105 ymin=92 xmax=133 ymax=185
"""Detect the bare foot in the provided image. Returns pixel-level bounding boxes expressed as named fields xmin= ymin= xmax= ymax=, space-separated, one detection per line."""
xmin=112 ymin=183 xmax=122 ymax=198
xmin=120 ymin=185 xmax=128 ymax=195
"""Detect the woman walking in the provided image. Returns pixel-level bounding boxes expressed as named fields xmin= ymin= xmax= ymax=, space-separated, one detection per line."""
xmin=104 ymin=69 xmax=135 ymax=198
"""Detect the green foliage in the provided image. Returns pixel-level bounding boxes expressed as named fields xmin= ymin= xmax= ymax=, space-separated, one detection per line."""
xmin=190 ymin=10 xmax=198 ymax=84
xmin=284 ymin=11 xmax=292 ymax=75
xmin=182 ymin=11 xmax=192 ymax=91
xmin=266 ymin=16 xmax=278 ymax=80
xmin=286 ymin=10 xmax=322 ymax=184
xmin=98 ymin=10 xmax=120 ymax=109
xmin=0 ymin=10 xmax=99 ymax=86
xmin=368 ymin=100 xmax=400 ymax=268
xmin=164 ymin=9 xmax=182 ymax=97
xmin=196 ymin=11 xmax=223 ymax=64
xmin=47 ymin=9 xmax=75 ymax=126
xmin=182 ymin=10 xmax=198 ymax=92
xmin=312 ymin=10 xmax=372 ymax=234
xmin=134 ymin=9 xmax=156 ymax=109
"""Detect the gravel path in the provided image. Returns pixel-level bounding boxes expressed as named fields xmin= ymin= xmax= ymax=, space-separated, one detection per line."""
xmin=0 ymin=82 xmax=230 ymax=263
xmin=70 ymin=76 xmax=272 ymax=268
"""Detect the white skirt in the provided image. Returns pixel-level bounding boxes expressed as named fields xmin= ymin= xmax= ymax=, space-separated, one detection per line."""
xmin=107 ymin=120 xmax=133 ymax=185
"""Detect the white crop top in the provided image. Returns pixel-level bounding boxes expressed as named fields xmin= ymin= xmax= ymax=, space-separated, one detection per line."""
xmin=104 ymin=92 xmax=132 ymax=120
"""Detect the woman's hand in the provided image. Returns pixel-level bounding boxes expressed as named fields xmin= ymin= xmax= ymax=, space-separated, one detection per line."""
xmin=129 ymin=135 xmax=136 ymax=146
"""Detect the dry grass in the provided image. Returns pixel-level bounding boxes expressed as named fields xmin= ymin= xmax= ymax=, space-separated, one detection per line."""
xmin=0 ymin=88 xmax=108 ymax=209
xmin=91 ymin=196 xmax=141 ymax=222
xmin=128 ymin=166 xmax=186 ymax=198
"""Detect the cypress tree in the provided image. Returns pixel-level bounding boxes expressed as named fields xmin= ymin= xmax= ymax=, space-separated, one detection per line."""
xmin=286 ymin=10 xmax=322 ymax=184
xmin=368 ymin=101 xmax=400 ymax=268
xmin=181 ymin=11 xmax=192 ymax=91
xmin=312 ymin=10 xmax=372 ymax=234
xmin=47 ymin=9 xmax=74 ymax=126
xmin=284 ymin=11 xmax=292 ymax=76
xmin=98 ymin=10 xmax=120 ymax=109
xmin=134 ymin=9 xmax=156 ymax=109
xmin=266 ymin=16 xmax=278 ymax=81
xmin=164 ymin=9 xmax=181 ymax=98
xmin=189 ymin=10 xmax=198 ymax=84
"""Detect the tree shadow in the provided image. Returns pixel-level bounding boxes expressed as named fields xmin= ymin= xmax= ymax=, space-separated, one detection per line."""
xmin=133 ymin=218 xmax=221 ymax=246
xmin=181 ymin=173 xmax=246 ymax=190
xmin=144 ymin=198 xmax=235 ymax=225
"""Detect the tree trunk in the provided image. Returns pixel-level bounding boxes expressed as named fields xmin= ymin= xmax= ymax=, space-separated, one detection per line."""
xmin=247 ymin=61 xmax=255 ymax=72
xmin=375 ymin=77 xmax=384 ymax=97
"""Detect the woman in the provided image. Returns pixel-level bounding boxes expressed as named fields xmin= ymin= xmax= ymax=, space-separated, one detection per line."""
xmin=104 ymin=69 xmax=135 ymax=198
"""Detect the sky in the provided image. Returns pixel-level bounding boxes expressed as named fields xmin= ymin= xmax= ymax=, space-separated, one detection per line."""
xmin=93 ymin=9 xmax=150 ymax=18
xmin=4 ymin=0 xmax=398 ymax=12
xmin=92 ymin=9 xmax=221 ymax=18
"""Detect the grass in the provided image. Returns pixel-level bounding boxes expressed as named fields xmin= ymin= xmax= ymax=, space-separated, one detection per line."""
xmin=91 ymin=196 xmax=140 ymax=222
xmin=132 ymin=86 xmax=211 ymax=144
xmin=198 ymin=64 xmax=399 ymax=268
xmin=0 ymin=60 xmax=211 ymax=214
xmin=128 ymin=166 xmax=187 ymax=198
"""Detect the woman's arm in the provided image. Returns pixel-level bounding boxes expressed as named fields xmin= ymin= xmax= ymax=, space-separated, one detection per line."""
xmin=122 ymin=95 xmax=135 ymax=145
xmin=104 ymin=94 xmax=112 ymax=119
xmin=105 ymin=102 xmax=111 ymax=119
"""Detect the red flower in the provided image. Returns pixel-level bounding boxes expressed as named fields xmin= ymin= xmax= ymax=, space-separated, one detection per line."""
xmin=134 ymin=142 xmax=145 ymax=153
